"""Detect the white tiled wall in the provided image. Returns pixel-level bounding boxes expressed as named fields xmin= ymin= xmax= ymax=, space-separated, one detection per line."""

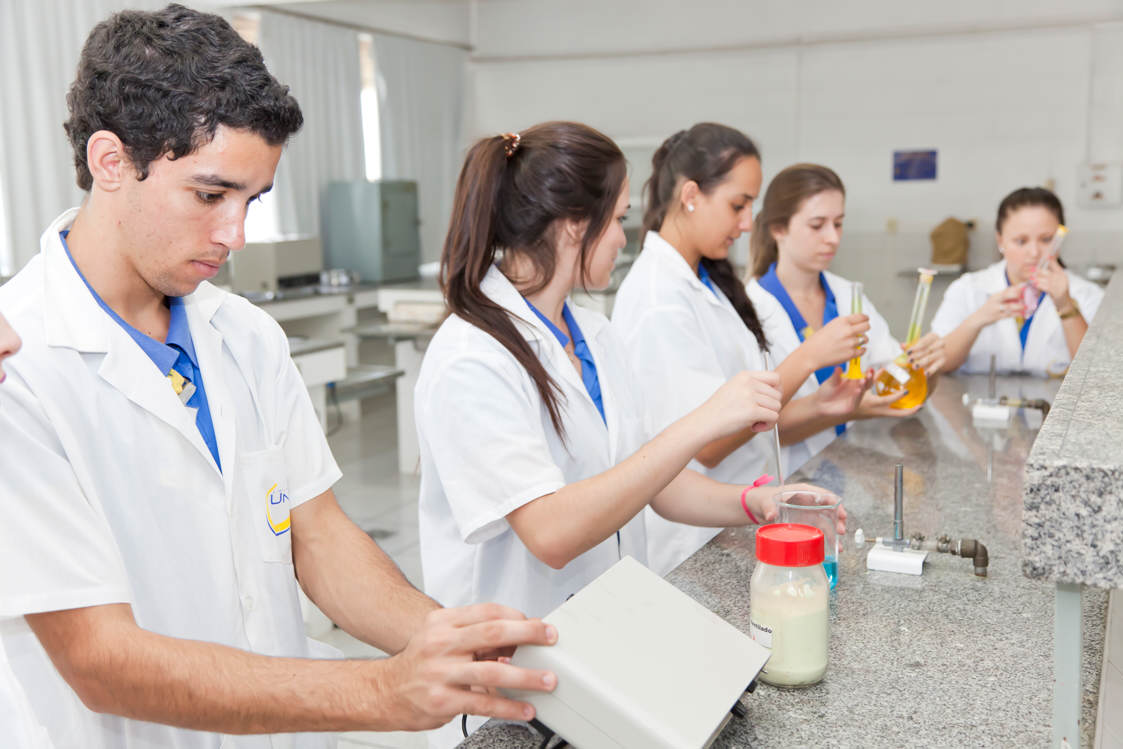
xmin=469 ymin=12 xmax=1123 ymax=232
xmin=467 ymin=3 xmax=1123 ymax=328
xmin=471 ymin=0 xmax=1123 ymax=60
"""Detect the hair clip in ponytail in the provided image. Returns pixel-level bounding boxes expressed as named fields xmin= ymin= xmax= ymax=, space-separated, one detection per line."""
xmin=502 ymin=132 xmax=521 ymax=159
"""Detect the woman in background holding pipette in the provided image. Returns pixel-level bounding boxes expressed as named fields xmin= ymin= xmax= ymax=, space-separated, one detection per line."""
xmin=747 ymin=163 xmax=948 ymax=473
xmin=932 ymin=187 xmax=1103 ymax=377
xmin=612 ymin=126 xmax=856 ymax=576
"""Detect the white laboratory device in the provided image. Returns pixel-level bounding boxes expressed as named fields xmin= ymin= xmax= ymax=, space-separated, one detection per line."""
xmin=962 ymin=393 xmax=1013 ymax=426
xmin=505 ymin=556 xmax=770 ymax=749
xmin=866 ymin=541 xmax=928 ymax=575
xmin=971 ymin=402 xmax=1013 ymax=426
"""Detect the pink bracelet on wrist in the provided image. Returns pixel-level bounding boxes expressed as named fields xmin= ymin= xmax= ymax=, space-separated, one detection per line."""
xmin=741 ymin=474 xmax=774 ymax=524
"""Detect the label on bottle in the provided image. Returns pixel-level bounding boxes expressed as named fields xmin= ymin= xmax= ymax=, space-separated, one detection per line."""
xmin=885 ymin=362 xmax=910 ymax=385
xmin=749 ymin=617 xmax=773 ymax=649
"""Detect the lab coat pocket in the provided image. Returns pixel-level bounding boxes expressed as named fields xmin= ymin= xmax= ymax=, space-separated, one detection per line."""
xmin=238 ymin=444 xmax=293 ymax=564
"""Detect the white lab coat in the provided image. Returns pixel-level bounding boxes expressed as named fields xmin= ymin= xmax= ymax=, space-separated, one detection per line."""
xmin=0 ymin=210 xmax=342 ymax=749
xmin=0 ymin=626 xmax=52 ymax=748
xmin=417 ymin=264 xmax=648 ymax=619
xmin=930 ymin=260 xmax=1104 ymax=377
xmin=417 ymin=265 xmax=651 ymax=748
xmin=611 ymin=232 xmax=770 ymax=576
xmin=747 ymin=271 xmax=900 ymax=474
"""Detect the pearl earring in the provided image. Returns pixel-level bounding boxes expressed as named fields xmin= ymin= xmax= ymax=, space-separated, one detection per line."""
xmin=687 ymin=204 xmax=695 ymax=213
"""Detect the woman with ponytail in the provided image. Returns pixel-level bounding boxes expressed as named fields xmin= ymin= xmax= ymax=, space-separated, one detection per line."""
xmin=746 ymin=163 xmax=947 ymax=471
xmin=416 ymin=123 xmax=829 ymax=665
xmin=612 ymin=125 xmax=865 ymax=575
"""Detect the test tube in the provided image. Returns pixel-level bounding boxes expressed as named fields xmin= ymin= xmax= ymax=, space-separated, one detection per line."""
xmin=844 ymin=282 xmax=864 ymax=379
xmin=904 ymin=268 xmax=937 ymax=346
xmin=1044 ymin=225 xmax=1068 ymax=267
xmin=1023 ymin=225 xmax=1068 ymax=317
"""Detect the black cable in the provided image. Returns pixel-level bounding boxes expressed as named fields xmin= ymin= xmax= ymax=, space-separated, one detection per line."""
xmin=461 ymin=713 xmax=469 ymax=739
xmin=530 ymin=718 xmax=555 ymax=749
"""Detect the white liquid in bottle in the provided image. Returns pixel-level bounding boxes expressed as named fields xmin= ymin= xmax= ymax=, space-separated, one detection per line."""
xmin=750 ymin=579 xmax=829 ymax=687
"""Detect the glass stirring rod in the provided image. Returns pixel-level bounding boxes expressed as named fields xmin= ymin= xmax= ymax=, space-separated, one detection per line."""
xmin=762 ymin=350 xmax=784 ymax=485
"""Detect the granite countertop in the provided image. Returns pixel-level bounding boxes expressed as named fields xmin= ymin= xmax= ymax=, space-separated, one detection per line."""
xmin=1025 ymin=274 xmax=1123 ymax=587
xmin=461 ymin=373 xmax=1107 ymax=748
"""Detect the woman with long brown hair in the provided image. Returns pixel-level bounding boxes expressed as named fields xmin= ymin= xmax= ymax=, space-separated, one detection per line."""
xmin=612 ymin=125 xmax=863 ymax=575
xmin=747 ymin=163 xmax=946 ymax=471
xmin=416 ymin=121 xmax=830 ymax=634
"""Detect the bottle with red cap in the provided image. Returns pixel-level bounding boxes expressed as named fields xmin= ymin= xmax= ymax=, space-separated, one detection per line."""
xmin=749 ymin=523 xmax=830 ymax=687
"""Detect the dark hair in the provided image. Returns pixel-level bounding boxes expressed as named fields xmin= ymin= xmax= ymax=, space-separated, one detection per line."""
xmin=441 ymin=122 xmax=627 ymax=437
xmin=995 ymin=187 xmax=1065 ymax=234
xmin=750 ymin=163 xmax=845 ymax=279
xmin=643 ymin=123 xmax=767 ymax=350
xmin=65 ymin=3 xmax=303 ymax=190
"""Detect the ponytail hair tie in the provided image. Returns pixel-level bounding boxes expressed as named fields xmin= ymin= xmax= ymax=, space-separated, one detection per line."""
xmin=502 ymin=132 xmax=521 ymax=159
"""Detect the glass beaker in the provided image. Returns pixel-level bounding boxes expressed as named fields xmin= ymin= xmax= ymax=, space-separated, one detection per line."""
xmin=773 ymin=491 xmax=842 ymax=589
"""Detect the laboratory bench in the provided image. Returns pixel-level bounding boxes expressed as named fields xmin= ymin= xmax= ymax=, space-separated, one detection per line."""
xmin=246 ymin=278 xmax=444 ymax=449
xmin=460 ymin=371 xmax=1110 ymax=748
xmin=249 ymin=275 xmax=622 ymax=472
xmin=1025 ymin=272 xmax=1123 ymax=747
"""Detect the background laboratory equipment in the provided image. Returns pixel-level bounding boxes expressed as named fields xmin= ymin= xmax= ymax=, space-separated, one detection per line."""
xmin=844 ymin=281 xmax=865 ymax=379
xmin=773 ymin=490 xmax=842 ymax=588
xmin=218 ymin=236 xmax=324 ymax=295
xmin=874 ymin=267 xmax=936 ymax=409
xmin=322 ymin=179 xmax=422 ymax=284
xmin=750 ymin=523 xmax=830 ymax=687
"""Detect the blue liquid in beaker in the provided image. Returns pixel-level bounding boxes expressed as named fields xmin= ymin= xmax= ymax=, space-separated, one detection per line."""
xmin=823 ymin=555 xmax=838 ymax=590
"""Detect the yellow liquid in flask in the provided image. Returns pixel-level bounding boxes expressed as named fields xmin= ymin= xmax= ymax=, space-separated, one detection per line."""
xmin=875 ymin=268 xmax=936 ymax=410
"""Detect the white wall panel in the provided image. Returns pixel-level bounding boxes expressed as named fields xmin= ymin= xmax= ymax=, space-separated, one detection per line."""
xmin=468 ymin=10 xmax=1123 ymax=311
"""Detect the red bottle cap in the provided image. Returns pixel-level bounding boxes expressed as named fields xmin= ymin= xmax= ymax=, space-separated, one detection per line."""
xmin=755 ymin=523 xmax=825 ymax=567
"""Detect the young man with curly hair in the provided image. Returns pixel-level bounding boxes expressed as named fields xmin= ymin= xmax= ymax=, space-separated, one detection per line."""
xmin=0 ymin=5 xmax=556 ymax=747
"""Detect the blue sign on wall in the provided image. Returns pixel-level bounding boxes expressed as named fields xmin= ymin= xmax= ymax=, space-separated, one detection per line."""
xmin=893 ymin=149 xmax=937 ymax=181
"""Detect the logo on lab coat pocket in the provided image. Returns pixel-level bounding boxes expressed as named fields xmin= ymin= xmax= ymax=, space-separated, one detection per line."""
xmin=265 ymin=482 xmax=291 ymax=536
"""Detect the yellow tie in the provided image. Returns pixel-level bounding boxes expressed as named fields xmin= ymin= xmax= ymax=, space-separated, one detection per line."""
xmin=167 ymin=368 xmax=196 ymax=405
